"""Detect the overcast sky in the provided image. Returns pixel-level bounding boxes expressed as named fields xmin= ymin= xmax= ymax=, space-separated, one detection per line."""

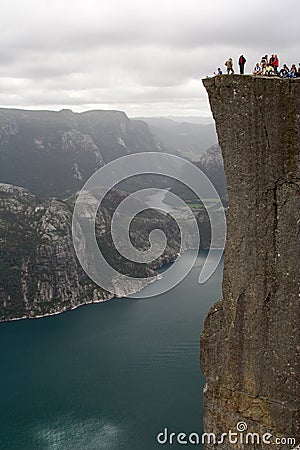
xmin=0 ymin=0 xmax=298 ymax=117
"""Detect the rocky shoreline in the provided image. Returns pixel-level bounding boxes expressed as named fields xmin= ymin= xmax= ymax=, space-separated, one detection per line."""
xmin=0 ymin=182 xmax=180 ymax=322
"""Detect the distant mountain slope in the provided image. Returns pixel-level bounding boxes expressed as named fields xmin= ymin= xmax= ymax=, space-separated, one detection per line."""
xmin=164 ymin=144 xmax=227 ymax=204
xmin=135 ymin=117 xmax=217 ymax=160
xmin=0 ymin=183 xmax=180 ymax=321
xmin=134 ymin=116 xmax=214 ymax=125
xmin=196 ymin=144 xmax=228 ymax=203
xmin=163 ymin=116 xmax=214 ymax=125
xmin=0 ymin=108 xmax=164 ymax=198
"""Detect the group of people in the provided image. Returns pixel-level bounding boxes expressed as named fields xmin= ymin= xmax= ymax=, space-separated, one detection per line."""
xmin=252 ymin=55 xmax=299 ymax=78
xmin=214 ymin=53 xmax=300 ymax=78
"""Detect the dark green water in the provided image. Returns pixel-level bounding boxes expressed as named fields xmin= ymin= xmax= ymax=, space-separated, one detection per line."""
xmin=0 ymin=252 xmax=223 ymax=450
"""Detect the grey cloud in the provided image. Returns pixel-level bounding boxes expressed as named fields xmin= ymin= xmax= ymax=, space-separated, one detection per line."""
xmin=0 ymin=0 xmax=298 ymax=115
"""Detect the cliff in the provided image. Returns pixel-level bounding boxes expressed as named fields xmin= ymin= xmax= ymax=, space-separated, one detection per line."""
xmin=0 ymin=108 xmax=164 ymax=198
xmin=201 ymin=76 xmax=300 ymax=448
xmin=0 ymin=184 xmax=180 ymax=321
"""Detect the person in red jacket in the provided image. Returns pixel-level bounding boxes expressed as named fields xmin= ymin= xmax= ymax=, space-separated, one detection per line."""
xmin=274 ymin=54 xmax=279 ymax=75
xmin=238 ymin=55 xmax=246 ymax=74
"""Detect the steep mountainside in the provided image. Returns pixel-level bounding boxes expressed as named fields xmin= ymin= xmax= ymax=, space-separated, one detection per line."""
xmin=201 ymin=76 xmax=300 ymax=448
xmin=195 ymin=144 xmax=227 ymax=203
xmin=136 ymin=117 xmax=217 ymax=160
xmin=0 ymin=107 xmax=223 ymax=321
xmin=0 ymin=183 xmax=180 ymax=321
xmin=0 ymin=108 xmax=164 ymax=198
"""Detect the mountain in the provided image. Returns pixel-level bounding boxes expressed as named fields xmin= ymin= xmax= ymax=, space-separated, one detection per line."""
xmin=0 ymin=183 xmax=180 ymax=321
xmin=165 ymin=116 xmax=214 ymax=125
xmin=163 ymin=144 xmax=227 ymax=205
xmin=135 ymin=115 xmax=214 ymax=125
xmin=0 ymin=108 xmax=164 ymax=199
xmin=0 ymin=107 xmax=223 ymax=321
xmin=0 ymin=107 xmax=221 ymax=200
xmin=134 ymin=117 xmax=217 ymax=160
xmin=195 ymin=144 xmax=228 ymax=203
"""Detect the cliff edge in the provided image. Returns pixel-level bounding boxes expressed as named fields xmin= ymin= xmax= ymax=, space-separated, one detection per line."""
xmin=201 ymin=76 xmax=300 ymax=449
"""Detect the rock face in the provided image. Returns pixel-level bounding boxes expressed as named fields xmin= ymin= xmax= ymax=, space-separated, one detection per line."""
xmin=196 ymin=144 xmax=228 ymax=204
xmin=0 ymin=108 xmax=163 ymax=198
xmin=201 ymin=76 xmax=300 ymax=448
xmin=0 ymin=183 xmax=180 ymax=321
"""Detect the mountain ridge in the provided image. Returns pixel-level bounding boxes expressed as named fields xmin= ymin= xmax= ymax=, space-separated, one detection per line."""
xmin=0 ymin=182 xmax=180 ymax=321
xmin=0 ymin=107 xmax=164 ymax=198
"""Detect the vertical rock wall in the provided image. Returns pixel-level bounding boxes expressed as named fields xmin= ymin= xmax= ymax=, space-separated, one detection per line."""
xmin=201 ymin=76 xmax=300 ymax=449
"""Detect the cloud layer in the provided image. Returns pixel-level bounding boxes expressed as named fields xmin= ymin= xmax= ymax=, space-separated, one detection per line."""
xmin=0 ymin=0 xmax=298 ymax=116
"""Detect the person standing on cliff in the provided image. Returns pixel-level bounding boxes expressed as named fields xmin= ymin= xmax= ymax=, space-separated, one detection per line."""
xmin=270 ymin=54 xmax=279 ymax=75
xmin=238 ymin=54 xmax=246 ymax=74
xmin=225 ymin=58 xmax=234 ymax=74
xmin=274 ymin=55 xmax=279 ymax=75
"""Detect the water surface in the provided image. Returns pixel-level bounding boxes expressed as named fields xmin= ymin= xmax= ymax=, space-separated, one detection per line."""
xmin=0 ymin=252 xmax=223 ymax=449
